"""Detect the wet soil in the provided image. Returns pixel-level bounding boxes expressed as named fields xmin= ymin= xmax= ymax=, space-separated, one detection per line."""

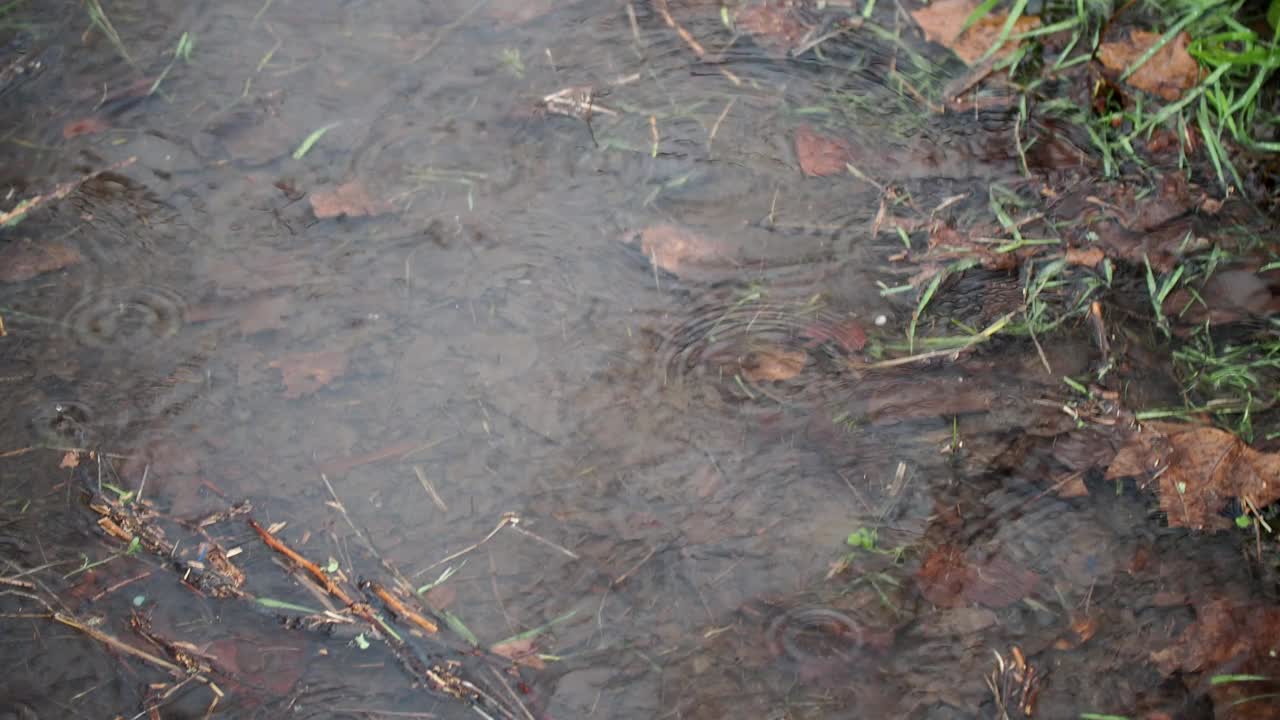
xmin=1 ymin=1 xmax=1278 ymax=719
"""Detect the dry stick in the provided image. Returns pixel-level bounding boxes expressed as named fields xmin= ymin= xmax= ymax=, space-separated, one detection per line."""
xmin=364 ymin=581 xmax=438 ymax=634
xmin=413 ymin=514 xmax=519 ymax=578
xmin=321 ymin=473 xmax=435 ymax=609
xmin=486 ymin=664 xmax=537 ymax=720
xmin=652 ymin=0 xmax=707 ymax=57
xmin=508 ymin=523 xmax=579 ymax=560
xmin=612 ymin=546 xmax=656 ymax=587
xmin=249 ymin=517 xmax=492 ymax=710
xmin=0 ymin=156 xmax=137 ymax=227
xmin=248 ymin=518 xmax=356 ymax=606
xmin=54 ymin=611 xmax=186 ymax=676
xmin=707 ymin=97 xmax=735 ymax=154
xmin=414 ymin=465 xmax=449 ymax=513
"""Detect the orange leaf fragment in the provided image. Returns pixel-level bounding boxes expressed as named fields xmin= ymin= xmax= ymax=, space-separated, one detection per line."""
xmin=309 ymin=180 xmax=392 ymax=219
xmin=268 ymin=350 xmax=349 ymax=399
xmin=635 ymin=223 xmax=724 ymax=276
xmin=795 ymin=125 xmax=851 ymax=177
xmin=911 ymin=0 xmax=1040 ymax=65
xmin=1064 ymin=246 xmax=1105 ymax=268
xmin=60 ymin=451 xmax=81 ymax=469
xmin=1098 ymin=31 xmax=1201 ymax=102
xmin=740 ymin=346 xmax=807 ymax=383
xmin=737 ymin=0 xmax=814 ymax=55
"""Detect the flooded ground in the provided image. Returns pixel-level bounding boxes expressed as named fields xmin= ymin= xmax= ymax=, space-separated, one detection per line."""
xmin=2 ymin=1 xmax=1279 ymax=718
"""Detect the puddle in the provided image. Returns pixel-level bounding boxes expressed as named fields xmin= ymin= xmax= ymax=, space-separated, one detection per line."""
xmin=1 ymin=1 xmax=1278 ymax=719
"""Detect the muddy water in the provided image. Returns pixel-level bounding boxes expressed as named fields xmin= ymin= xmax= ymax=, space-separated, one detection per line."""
xmin=0 ymin=2 xmax=1272 ymax=719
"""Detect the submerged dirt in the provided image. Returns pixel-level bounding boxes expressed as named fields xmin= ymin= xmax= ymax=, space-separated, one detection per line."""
xmin=1 ymin=1 xmax=1278 ymax=719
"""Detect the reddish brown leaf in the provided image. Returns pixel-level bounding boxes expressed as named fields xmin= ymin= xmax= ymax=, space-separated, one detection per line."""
xmin=635 ymin=223 xmax=724 ymax=276
xmin=802 ymin=318 xmax=867 ymax=353
xmin=1107 ymin=424 xmax=1280 ymax=530
xmin=0 ymin=241 xmax=83 ymax=283
xmin=917 ymin=544 xmax=1039 ymax=608
xmin=269 ymin=350 xmax=349 ymax=399
xmin=1064 ymin=246 xmax=1105 ymax=268
xmin=1098 ymin=31 xmax=1201 ymax=102
xmin=912 ymin=0 xmax=1040 ymax=65
xmin=62 ymin=117 xmax=109 ymax=139
xmin=187 ymin=294 xmax=290 ymax=335
xmin=490 ymin=637 xmax=546 ymax=669
xmin=237 ymin=295 xmax=290 ymax=335
xmin=741 ymin=346 xmax=807 ymax=383
xmin=1151 ymin=600 xmax=1280 ymax=719
xmin=737 ymin=0 xmax=814 ymax=55
xmin=795 ymin=125 xmax=851 ymax=177
xmin=309 ymin=180 xmax=391 ymax=219
xmin=206 ymin=634 xmax=307 ymax=695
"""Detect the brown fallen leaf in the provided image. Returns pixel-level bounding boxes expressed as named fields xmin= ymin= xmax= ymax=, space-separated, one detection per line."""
xmin=1098 ymin=30 xmax=1201 ymax=102
xmin=795 ymin=125 xmax=852 ymax=177
xmin=268 ymin=350 xmax=349 ymax=399
xmin=801 ymin=317 xmax=867 ymax=353
xmin=1064 ymin=246 xmax=1105 ymax=268
xmin=63 ymin=117 xmax=110 ymax=139
xmin=1107 ymin=423 xmax=1280 ymax=531
xmin=911 ymin=0 xmax=1040 ymax=65
xmin=741 ymin=346 xmax=807 ymax=383
xmin=737 ymin=0 xmax=814 ymax=55
xmin=0 ymin=241 xmax=83 ymax=283
xmin=490 ymin=637 xmax=546 ymax=669
xmin=1151 ymin=599 xmax=1280 ymax=720
xmin=917 ymin=544 xmax=1039 ymax=608
xmin=236 ymin=295 xmax=290 ymax=335
xmin=186 ymin=294 xmax=290 ymax=336
xmin=60 ymin=451 xmax=81 ymax=469
xmin=1162 ymin=266 xmax=1280 ymax=327
xmin=309 ymin=180 xmax=391 ymax=219
xmin=634 ymin=223 xmax=725 ymax=276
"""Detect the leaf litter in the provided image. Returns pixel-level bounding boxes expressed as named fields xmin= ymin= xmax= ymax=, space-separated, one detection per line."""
xmin=911 ymin=0 xmax=1041 ymax=65
xmin=310 ymin=180 xmax=393 ymax=219
xmin=268 ymin=350 xmax=349 ymax=399
xmin=1098 ymin=30 xmax=1202 ymax=102
xmin=1105 ymin=423 xmax=1280 ymax=531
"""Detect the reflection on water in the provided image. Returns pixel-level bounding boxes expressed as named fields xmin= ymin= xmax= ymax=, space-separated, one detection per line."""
xmin=0 ymin=1 xmax=1275 ymax=719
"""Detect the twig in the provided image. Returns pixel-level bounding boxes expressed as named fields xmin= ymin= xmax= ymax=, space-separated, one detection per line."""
xmin=487 ymin=664 xmax=536 ymax=720
xmin=1 ymin=157 xmax=137 ymax=228
xmin=613 ymin=546 xmax=656 ymax=587
xmin=707 ymin=98 xmax=735 ymax=154
xmin=363 ymin=580 xmax=438 ymax=634
xmin=413 ymin=465 xmax=449 ymax=513
xmin=509 ymin=524 xmax=579 ymax=560
xmin=653 ymin=0 xmax=707 ymax=58
xmin=413 ymin=513 xmax=519 ymax=578
xmin=54 ymin=611 xmax=186 ymax=676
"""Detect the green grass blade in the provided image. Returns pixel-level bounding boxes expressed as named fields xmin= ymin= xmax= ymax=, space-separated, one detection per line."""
xmin=293 ymin=122 xmax=340 ymax=160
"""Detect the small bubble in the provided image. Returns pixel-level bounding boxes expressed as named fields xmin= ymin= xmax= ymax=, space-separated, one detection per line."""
xmin=874 ymin=314 xmax=888 ymax=326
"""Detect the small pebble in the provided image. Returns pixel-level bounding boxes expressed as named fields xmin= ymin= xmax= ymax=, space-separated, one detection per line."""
xmin=874 ymin=314 xmax=888 ymax=326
